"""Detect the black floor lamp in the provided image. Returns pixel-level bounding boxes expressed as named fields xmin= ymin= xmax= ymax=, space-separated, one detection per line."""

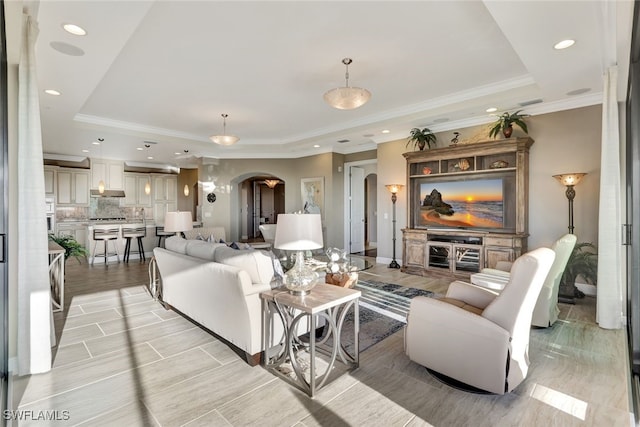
xmin=553 ymin=172 xmax=586 ymax=302
xmin=553 ymin=173 xmax=586 ymax=234
xmin=385 ymin=184 xmax=404 ymax=269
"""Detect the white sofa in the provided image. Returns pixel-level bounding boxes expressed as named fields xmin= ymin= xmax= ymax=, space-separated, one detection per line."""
xmin=153 ymin=236 xmax=274 ymax=365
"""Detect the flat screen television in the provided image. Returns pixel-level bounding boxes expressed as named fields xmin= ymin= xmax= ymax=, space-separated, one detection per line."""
xmin=412 ymin=173 xmax=516 ymax=232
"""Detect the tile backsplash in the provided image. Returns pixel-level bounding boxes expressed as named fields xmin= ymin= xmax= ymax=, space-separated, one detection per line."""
xmin=56 ymin=198 xmax=152 ymax=221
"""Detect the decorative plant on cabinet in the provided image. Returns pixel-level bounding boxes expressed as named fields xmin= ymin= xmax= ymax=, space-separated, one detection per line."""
xmin=489 ymin=110 xmax=529 ymax=138
xmin=407 ymin=127 xmax=437 ymax=151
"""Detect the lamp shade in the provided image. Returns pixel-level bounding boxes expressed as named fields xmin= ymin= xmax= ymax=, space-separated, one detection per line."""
xmin=209 ymin=134 xmax=240 ymax=146
xmin=553 ymin=173 xmax=586 ymax=186
xmin=164 ymin=211 xmax=193 ymax=233
xmin=385 ymin=184 xmax=404 ymax=194
xmin=323 ymin=87 xmax=371 ymax=110
xmin=274 ymin=213 xmax=323 ymax=250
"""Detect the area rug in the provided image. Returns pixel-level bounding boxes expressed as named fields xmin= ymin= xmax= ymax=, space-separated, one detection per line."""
xmin=337 ymin=279 xmax=436 ymax=354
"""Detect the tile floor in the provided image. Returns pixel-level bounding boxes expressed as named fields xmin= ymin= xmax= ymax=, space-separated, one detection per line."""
xmin=10 ymin=258 xmax=633 ymax=426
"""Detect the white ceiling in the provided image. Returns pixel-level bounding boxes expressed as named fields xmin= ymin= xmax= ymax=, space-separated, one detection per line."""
xmin=31 ymin=1 xmax=633 ymax=168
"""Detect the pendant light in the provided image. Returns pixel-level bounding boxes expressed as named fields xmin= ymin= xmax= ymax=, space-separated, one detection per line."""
xmin=144 ymin=180 xmax=151 ymax=195
xmin=323 ymin=58 xmax=371 ymax=110
xmin=264 ymin=179 xmax=279 ymax=189
xmin=183 ymin=184 xmax=190 ymax=196
xmin=97 ymin=138 xmax=105 ymax=193
xmin=210 ymin=114 xmax=239 ymax=145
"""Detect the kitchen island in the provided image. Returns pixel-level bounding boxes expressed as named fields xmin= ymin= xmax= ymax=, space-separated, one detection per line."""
xmin=57 ymin=220 xmax=161 ymax=264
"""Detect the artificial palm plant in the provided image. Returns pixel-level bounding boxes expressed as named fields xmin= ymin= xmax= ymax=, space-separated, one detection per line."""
xmin=560 ymin=242 xmax=598 ymax=298
xmin=488 ymin=110 xmax=529 ymax=138
xmin=407 ymin=127 xmax=437 ymax=151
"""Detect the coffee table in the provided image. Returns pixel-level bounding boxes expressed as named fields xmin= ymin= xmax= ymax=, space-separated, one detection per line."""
xmin=260 ymin=284 xmax=361 ymax=397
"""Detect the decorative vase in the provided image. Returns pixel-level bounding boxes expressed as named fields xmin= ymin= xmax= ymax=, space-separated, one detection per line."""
xmin=502 ymin=126 xmax=513 ymax=138
xmin=418 ymin=140 xmax=426 ymax=150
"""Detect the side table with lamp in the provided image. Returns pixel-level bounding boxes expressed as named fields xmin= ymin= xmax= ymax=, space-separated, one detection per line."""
xmin=260 ymin=213 xmax=362 ymax=397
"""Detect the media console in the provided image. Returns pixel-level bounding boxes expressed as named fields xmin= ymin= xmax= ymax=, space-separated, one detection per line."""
xmin=401 ymin=138 xmax=533 ymax=277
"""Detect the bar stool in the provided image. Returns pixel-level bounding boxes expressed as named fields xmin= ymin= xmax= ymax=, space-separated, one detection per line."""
xmin=122 ymin=224 xmax=147 ymax=263
xmin=91 ymin=225 xmax=120 ymax=266
xmin=155 ymin=226 xmax=174 ymax=248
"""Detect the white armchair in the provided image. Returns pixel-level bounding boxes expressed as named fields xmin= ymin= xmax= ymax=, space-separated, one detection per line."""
xmin=259 ymin=224 xmax=277 ymax=245
xmin=472 ymin=234 xmax=577 ymax=327
xmin=405 ymin=247 xmax=555 ymax=394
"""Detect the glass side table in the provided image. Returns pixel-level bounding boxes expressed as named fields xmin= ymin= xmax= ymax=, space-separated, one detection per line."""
xmin=260 ymin=284 xmax=361 ymax=398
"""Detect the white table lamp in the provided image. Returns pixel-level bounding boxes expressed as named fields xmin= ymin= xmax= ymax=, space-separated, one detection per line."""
xmin=164 ymin=211 xmax=193 ymax=234
xmin=274 ymin=213 xmax=323 ymax=295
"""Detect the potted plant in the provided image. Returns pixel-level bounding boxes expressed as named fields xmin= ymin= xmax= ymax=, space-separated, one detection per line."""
xmin=407 ymin=127 xmax=437 ymax=151
xmin=488 ymin=110 xmax=529 ymax=139
xmin=49 ymin=233 xmax=88 ymax=263
xmin=559 ymin=242 xmax=598 ymax=299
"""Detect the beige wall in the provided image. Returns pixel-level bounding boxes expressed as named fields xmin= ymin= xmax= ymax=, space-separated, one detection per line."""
xmin=375 ymin=104 xmax=602 ymax=262
xmin=177 ymin=168 xmax=197 ymax=217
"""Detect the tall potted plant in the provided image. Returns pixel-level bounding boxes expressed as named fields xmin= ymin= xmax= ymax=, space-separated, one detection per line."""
xmin=407 ymin=127 xmax=437 ymax=151
xmin=489 ymin=110 xmax=529 ymax=139
xmin=559 ymin=242 xmax=598 ymax=300
xmin=49 ymin=233 xmax=88 ymax=263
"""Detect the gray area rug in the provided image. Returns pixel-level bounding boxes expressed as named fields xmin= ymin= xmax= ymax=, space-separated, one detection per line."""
xmin=336 ymin=280 xmax=436 ymax=354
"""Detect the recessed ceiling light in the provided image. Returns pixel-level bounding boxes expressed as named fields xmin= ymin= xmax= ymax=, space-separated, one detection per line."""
xmin=49 ymin=41 xmax=85 ymax=56
xmin=62 ymin=23 xmax=87 ymax=36
xmin=381 ymin=129 xmax=390 ymax=134
xmin=44 ymin=89 xmax=61 ymax=96
xmin=147 ymin=156 xmax=154 ymax=160
xmin=136 ymin=147 xmax=144 ymax=151
xmin=486 ymin=107 xmax=497 ymax=113
xmin=566 ymin=88 xmax=591 ymax=96
xmin=92 ymin=141 xmax=100 ymax=145
xmin=81 ymin=149 xmax=89 ymax=153
xmin=313 ymin=144 xmax=320 ymax=148
xmin=174 ymin=152 xmax=181 ymax=155
xmin=554 ymin=39 xmax=575 ymax=50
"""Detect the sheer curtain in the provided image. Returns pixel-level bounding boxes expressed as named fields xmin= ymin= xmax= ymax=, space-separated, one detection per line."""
xmin=597 ymin=65 xmax=623 ymax=329
xmin=17 ymin=13 xmax=52 ymax=374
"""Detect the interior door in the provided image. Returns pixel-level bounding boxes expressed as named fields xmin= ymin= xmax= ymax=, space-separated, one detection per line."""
xmin=350 ymin=166 xmax=365 ymax=253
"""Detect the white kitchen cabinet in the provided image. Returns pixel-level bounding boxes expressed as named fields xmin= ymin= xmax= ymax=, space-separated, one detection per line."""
xmin=91 ymin=159 xmax=124 ymax=190
xmin=57 ymin=169 xmax=90 ymax=206
xmin=124 ymin=173 xmax=152 ymax=207
xmin=44 ymin=166 xmax=56 ymax=197
xmin=152 ymin=174 xmax=178 ymax=223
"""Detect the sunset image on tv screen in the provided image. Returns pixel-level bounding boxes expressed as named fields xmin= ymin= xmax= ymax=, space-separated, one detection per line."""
xmin=419 ymin=179 xmax=504 ymax=228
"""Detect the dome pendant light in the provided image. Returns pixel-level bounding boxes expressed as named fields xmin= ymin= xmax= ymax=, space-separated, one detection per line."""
xmin=323 ymin=58 xmax=371 ymax=110
xmin=210 ymin=113 xmax=239 ymax=145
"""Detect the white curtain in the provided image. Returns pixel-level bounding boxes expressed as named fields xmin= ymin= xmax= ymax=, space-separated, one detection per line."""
xmin=596 ymin=66 xmax=623 ymax=329
xmin=18 ymin=13 xmax=52 ymax=374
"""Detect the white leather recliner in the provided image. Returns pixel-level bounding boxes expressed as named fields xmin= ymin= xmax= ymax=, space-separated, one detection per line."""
xmin=472 ymin=234 xmax=577 ymax=327
xmin=405 ymin=247 xmax=555 ymax=394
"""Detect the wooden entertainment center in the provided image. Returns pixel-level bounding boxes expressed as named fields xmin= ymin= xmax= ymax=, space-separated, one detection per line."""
xmin=401 ymin=137 xmax=534 ymax=277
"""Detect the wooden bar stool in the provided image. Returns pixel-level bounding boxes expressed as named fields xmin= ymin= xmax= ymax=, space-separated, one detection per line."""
xmin=155 ymin=226 xmax=174 ymax=248
xmin=91 ymin=225 xmax=120 ymax=266
xmin=122 ymin=224 xmax=147 ymax=262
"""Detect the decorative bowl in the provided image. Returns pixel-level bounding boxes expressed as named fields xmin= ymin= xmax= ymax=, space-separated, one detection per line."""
xmin=422 ymin=167 xmax=432 ymax=175
xmin=490 ymin=160 xmax=509 ymax=169
xmin=457 ymin=159 xmax=470 ymax=171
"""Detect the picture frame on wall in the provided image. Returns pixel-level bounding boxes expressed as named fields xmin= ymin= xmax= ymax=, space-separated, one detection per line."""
xmin=301 ymin=177 xmax=324 ymax=217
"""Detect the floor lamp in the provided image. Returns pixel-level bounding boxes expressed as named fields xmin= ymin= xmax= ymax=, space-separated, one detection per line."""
xmin=553 ymin=173 xmax=586 ymax=303
xmin=385 ymin=184 xmax=403 ymax=269
xmin=553 ymin=173 xmax=586 ymax=234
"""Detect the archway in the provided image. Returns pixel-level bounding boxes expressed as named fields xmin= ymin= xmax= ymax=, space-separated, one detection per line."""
xmin=230 ymin=173 xmax=285 ymax=241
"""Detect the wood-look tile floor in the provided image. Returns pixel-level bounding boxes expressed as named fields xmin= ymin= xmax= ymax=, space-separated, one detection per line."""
xmin=10 ymin=258 xmax=632 ymax=426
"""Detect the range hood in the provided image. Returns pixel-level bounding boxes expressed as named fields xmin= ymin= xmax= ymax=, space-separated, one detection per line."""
xmin=90 ymin=189 xmax=126 ymax=198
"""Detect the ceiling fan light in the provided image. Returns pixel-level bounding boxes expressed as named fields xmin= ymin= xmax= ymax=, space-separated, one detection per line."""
xmin=323 ymin=87 xmax=372 ymax=110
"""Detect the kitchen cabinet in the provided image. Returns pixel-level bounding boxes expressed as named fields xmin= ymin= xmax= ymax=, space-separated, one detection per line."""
xmin=57 ymin=223 xmax=89 ymax=251
xmin=124 ymin=173 xmax=152 ymax=207
xmin=91 ymin=159 xmax=124 ymax=190
xmin=57 ymin=169 xmax=90 ymax=206
xmin=44 ymin=166 xmax=56 ymax=197
xmin=152 ymin=174 xmax=178 ymax=223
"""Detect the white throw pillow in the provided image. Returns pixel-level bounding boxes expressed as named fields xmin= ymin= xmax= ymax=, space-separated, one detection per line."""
xmin=214 ymin=246 xmax=274 ymax=285
xmin=165 ymin=236 xmax=188 ymax=254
